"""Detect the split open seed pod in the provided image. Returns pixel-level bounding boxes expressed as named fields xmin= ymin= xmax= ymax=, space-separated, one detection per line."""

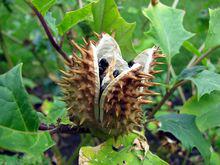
xmin=59 ymin=33 xmax=165 ymax=137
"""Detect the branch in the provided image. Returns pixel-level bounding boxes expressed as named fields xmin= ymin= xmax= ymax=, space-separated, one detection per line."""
xmin=172 ymin=0 xmax=179 ymax=8
xmin=149 ymin=45 xmax=220 ymax=118
xmin=149 ymin=80 xmax=187 ymax=118
xmin=190 ymin=45 xmax=220 ymax=67
xmin=27 ymin=2 xmax=71 ymax=63
xmin=39 ymin=124 xmax=90 ymax=134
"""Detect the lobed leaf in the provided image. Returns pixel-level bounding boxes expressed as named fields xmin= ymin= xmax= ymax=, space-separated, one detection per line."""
xmin=157 ymin=114 xmax=211 ymax=163
xmin=181 ymin=91 xmax=220 ymax=132
xmin=32 ymin=0 xmax=56 ymax=16
xmin=79 ymin=133 xmax=168 ymax=165
xmin=176 ymin=66 xmax=205 ymax=81
xmin=39 ymin=97 xmax=71 ymax=126
xmin=142 ymin=3 xmax=194 ymax=62
xmin=186 ymin=70 xmax=220 ymax=99
xmin=0 ymin=64 xmax=54 ymax=154
xmin=92 ymin=0 xmax=136 ymax=61
xmin=205 ymin=8 xmax=220 ymax=50
xmin=57 ymin=3 xmax=93 ymax=35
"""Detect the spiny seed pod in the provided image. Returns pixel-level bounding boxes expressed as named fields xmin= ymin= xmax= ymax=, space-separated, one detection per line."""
xmin=59 ymin=40 xmax=100 ymax=126
xmin=59 ymin=33 xmax=165 ymax=137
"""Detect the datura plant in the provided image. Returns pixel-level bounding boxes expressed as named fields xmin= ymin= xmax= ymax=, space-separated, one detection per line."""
xmin=59 ymin=33 xmax=164 ymax=138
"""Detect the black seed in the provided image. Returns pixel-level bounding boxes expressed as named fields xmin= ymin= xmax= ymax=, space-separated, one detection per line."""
xmin=99 ymin=66 xmax=104 ymax=75
xmin=113 ymin=70 xmax=120 ymax=78
xmin=128 ymin=61 xmax=135 ymax=68
xmin=99 ymin=58 xmax=109 ymax=69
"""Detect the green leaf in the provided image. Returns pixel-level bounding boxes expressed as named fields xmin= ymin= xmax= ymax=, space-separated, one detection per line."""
xmin=23 ymin=78 xmax=37 ymax=89
xmin=0 ymin=64 xmax=54 ymax=154
xmin=0 ymin=64 xmax=39 ymax=131
xmin=205 ymin=8 xmax=220 ymax=50
xmin=79 ymin=133 xmax=168 ymax=165
xmin=157 ymin=114 xmax=211 ymax=163
xmin=45 ymin=12 xmax=58 ymax=37
xmin=0 ymin=128 xmax=54 ymax=154
xmin=186 ymin=70 xmax=220 ymax=99
xmin=181 ymin=91 xmax=220 ymax=132
xmin=57 ymin=3 xmax=93 ymax=35
xmin=176 ymin=66 xmax=205 ymax=81
xmin=40 ymin=97 xmax=71 ymax=125
xmin=32 ymin=0 xmax=56 ymax=16
xmin=210 ymin=152 xmax=220 ymax=165
xmin=0 ymin=153 xmax=51 ymax=164
xmin=142 ymin=3 xmax=194 ymax=62
xmin=92 ymin=0 xmax=136 ymax=61
xmin=182 ymin=41 xmax=207 ymax=65
xmin=183 ymin=41 xmax=201 ymax=57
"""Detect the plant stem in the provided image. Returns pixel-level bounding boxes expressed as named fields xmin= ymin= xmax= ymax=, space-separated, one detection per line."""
xmin=149 ymin=45 xmax=220 ymax=118
xmin=51 ymin=145 xmax=65 ymax=164
xmin=172 ymin=0 xmax=179 ymax=8
xmin=0 ymin=26 xmax=13 ymax=69
xmin=48 ymin=124 xmax=90 ymax=135
xmin=149 ymin=80 xmax=187 ymax=118
xmin=166 ymin=63 xmax=186 ymax=103
xmin=26 ymin=2 xmax=71 ymax=63
xmin=1 ymin=31 xmax=23 ymax=45
xmin=67 ymin=134 xmax=91 ymax=165
xmin=186 ymin=43 xmax=205 ymax=68
xmin=77 ymin=0 xmax=83 ymax=8
xmin=191 ymin=45 xmax=220 ymax=67
xmin=165 ymin=64 xmax=171 ymax=89
xmin=170 ymin=66 xmax=186 ymax=103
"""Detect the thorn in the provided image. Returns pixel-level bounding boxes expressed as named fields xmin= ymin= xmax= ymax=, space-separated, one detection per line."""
xmin=70 ymin=40 xmax=86 ymax=56
xmin=118 ymin=81 xmax=124 ymax=89
xmin=93 ymin=32 xmax=100 ymax=38
xmin=126 ymin=74 xmax=139 ymax=80
xmin=57 ymin=82 xmax=70 ymax=88
xmin=150 ymin=70 xmax=163 ymax=74
xmin=147 ymin=82 xmax=160 ymax=86
xmin=91 ymin=40 xmax=96 ymax=45
xmin=136 ymin=92 xmax=160 ymax=97
xmin=144 ymin=89 xmax=158 ymax=94
xmin=79 ymin=117 xmax=86 ymax=125
xmin=63 ymin=60 xmax=72 ymax=67
xmin=60 ymin=70 xmax=72 ymax=77
xmin=151 ymin=61 xmax=165 ymax=66
xmin=138 ymin=99 xmax=153 ymax=105
xmin=70 ymin=69 xmax=86 ymax=74
xmin=82 ymin=37 xmax=88 ymax=45
xmin=139 ymin=72 xmax=155 ymax=79
xmin=111 ymin=31 xmax=116 ymax=38
xmin=137 ymin=82 xmax=152 ymax=87
xmin=153 ymin=54 xmax=166 ymax=58
xmin=138 ymin=74 xmax=155 ymax=79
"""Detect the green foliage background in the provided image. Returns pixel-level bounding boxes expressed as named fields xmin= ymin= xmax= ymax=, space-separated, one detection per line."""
xmin=1 ymin=0 xmax=220 ymax=164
